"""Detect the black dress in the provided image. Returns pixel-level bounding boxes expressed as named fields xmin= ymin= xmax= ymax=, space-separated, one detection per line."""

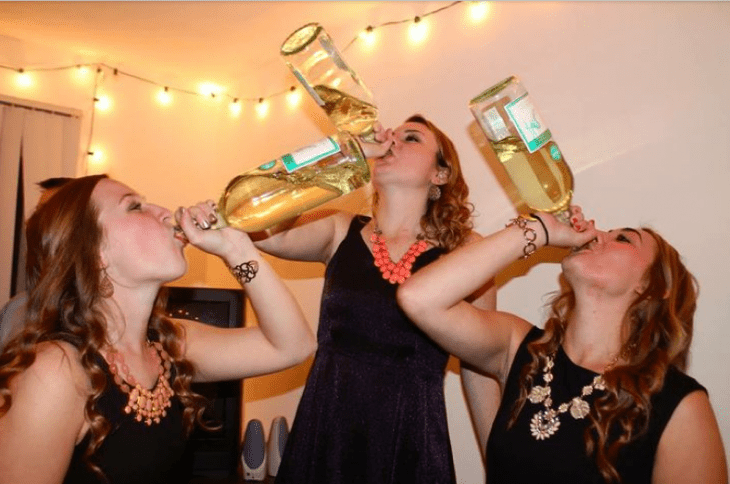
xmin=275 ymin=215 xmax=456 ymax=484
xmin=487 ymin=326 xmax=706 ymax=483
xmin=63 ymin=353 xmax=188 ymax=484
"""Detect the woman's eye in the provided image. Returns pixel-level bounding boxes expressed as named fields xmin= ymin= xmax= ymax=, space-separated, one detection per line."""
xmin=405 ymin=134 xmax=419 ymax=142
xmin=129 ymin=202 xmax=142 ymax=211
xmin=617 ymin=234 xmax=630 ymax=243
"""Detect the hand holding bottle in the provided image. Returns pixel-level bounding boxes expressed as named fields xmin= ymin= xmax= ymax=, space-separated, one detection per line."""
xmin=532 ymin=206 xmax=597 ymax=250
xmin=357 ymin=122 xmax=394 ymax=159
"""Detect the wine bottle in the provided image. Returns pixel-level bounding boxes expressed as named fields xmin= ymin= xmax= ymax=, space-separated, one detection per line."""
xmin=281 ymin=23 xmax=379 ymax=140
xmin=215 ymin=131 xmax=370 ymax=234
xmin=469 ymin=76 xmax=573 ymax=222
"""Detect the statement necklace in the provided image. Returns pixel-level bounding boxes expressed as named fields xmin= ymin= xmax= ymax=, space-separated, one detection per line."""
xmin=106 ymin=341 xmax=175 ymax=426
xmin=370 ymin=225 xmax=429 ymax=285
xmin=527 ymin=351 xmax=620 ymax=441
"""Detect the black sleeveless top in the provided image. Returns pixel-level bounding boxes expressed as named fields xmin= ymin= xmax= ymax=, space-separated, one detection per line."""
xmin=487 ymin=326 xmax=706 ymax=483
xmin=276 ymin=215 xmax=456 ymax=484
xmin=63 ymin=352 xmax=188 ymax=484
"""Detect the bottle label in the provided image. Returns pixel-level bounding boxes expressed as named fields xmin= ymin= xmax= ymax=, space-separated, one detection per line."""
xmin=281 ymin=137 xmax=340 ymax=173
xmin=505 ymin=93 xmax=552 ymax=153
xmin=292 ymin=68 xmax=325 ymax=106
xmin=481 ymin=107 xmax=511 ymax=141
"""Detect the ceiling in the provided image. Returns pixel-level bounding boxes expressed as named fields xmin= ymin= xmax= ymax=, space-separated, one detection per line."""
xmin=0 ymin=1 xmax=447 ymax=93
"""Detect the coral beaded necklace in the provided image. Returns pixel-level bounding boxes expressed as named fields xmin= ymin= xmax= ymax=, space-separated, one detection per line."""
xmin=370 ymin=225 xmax=429 ymax=285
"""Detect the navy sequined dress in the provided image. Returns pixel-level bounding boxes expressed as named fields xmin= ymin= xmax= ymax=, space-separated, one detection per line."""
xmin=276 ymin=216 xmax=455 ymax=484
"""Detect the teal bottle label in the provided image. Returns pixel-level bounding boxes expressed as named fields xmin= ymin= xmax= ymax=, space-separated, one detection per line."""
xmin=505 ymin=93 xmax=552 ymax=153
xmin=549 ymin=145 xmax=562 ymax=161
xmin=281 ymin=137 xmax=340 ymax=173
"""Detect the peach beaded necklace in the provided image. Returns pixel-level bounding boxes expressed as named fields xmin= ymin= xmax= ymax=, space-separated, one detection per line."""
xmin=371 ymin=225 xmax=429 ymax=285
xmin=105 ymin=341 xmax=175 ymax=426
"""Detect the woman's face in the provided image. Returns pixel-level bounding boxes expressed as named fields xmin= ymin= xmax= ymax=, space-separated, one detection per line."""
xmin=93 ymin=179 xmax=187 ymax=289
xmin=563 ymin=228 xmax=658 ymax=299
xmin=372 ymin=121 xmax=445 ymax=190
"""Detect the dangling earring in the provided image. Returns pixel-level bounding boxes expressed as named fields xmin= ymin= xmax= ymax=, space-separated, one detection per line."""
xmin=428 ymin=185 xmax=441 ymax=201
xmin=100 ymin=268 xmax=114 ymax=298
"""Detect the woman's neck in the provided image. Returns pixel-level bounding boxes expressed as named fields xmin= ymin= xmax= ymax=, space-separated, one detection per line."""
xmin=102 ymin=284 xmax=159 ymax=351
xmin=372 ymin=188 xmax=427 ymax=239
xmin=562 ymin=294 xmax=630 ymax=373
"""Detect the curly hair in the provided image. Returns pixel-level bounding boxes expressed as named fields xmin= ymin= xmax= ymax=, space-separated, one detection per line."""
xmin=507 ymin=228 xmax=698 ymax=482
xmin=0 ymin=175 xmax=209 ymax=480
xmin=372 ymin=114 xmax=474 ymax=251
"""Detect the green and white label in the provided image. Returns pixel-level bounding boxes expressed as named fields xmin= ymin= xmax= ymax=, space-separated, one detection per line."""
xmin=505 ymin=93 xmax=552 ymax=153
xmin=281 ymin=137 xmax=340 ymax=173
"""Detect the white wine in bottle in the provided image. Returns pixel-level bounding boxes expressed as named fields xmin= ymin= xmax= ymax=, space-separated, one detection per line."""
xmin=281 ymin=23 xmax=378 ymax=140
xmin=470 ymin=76 xmax=573 ymax=222
xmin=217 ymin=131 xmax=370 ymax=234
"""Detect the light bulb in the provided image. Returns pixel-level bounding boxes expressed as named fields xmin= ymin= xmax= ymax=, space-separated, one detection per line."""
xmin=359 ymin=26 xmax=376 ymax=47
xmin=16 ymin=70 xmax=32 ymax=88
xmin=286 ymin=87 xmax=301 ymax=108
xmin=229 ymin=99 xmax=242 ymax=116
xmin=157 ymin=87 xmax=172 ymax=106
xmin=95 ymin=95 xmax=112 ymax=111
xmin=255 ymin=98 xmax=269 ymax=118
xmin=408 ymin=17 xmax=429 ymax=44
xmin=469 ymin=2 xmax=489 ymax=22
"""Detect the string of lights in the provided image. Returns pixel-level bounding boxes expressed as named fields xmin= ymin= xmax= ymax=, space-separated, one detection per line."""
xmin=0 ymin=1 xmax=489 ymax=165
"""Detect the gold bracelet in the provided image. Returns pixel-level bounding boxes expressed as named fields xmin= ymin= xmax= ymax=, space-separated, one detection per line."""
xmin=506 ymin=216 xmax=538 ymax=259
xmin=227 ymin=260 xmax=259 ymax=284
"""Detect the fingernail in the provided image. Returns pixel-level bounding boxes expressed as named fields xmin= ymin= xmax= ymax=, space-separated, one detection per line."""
xmin=200 ymin=219 xmax=210 ymax=229
xmin=209 ymin=214 xmax=218 ymax=224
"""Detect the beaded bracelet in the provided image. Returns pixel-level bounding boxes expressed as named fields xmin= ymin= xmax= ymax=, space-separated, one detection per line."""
xmin=506 ymin=216 xmax=538 ymax=259
xmin=227 ymin=260 xmax=259 ymax=284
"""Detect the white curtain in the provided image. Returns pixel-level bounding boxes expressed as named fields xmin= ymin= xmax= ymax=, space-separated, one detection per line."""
xmin=0 ymin=103 xmax=81 ymax=305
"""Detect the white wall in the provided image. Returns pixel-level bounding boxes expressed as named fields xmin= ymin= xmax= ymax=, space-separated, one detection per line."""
xmin=2 ymin=3 xmax=728 ymax=481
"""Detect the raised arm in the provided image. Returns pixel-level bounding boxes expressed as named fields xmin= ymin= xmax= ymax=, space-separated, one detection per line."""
xmin=398 ymin=211 xmax=597 ymax=380
xmin=174 ymin=206 xmax=316 ymax=382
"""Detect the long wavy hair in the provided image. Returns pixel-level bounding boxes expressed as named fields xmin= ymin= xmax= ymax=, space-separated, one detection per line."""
xmin=372 ymin=114 xmax=474 ymax=251
xmin=508 ymin=228 xmax=697 ymax=482
xmin=0 ymin=175 xmax=209 ymax=479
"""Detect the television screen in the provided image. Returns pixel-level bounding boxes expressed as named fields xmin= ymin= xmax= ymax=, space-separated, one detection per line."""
xmin=165 ymin=286 xmax=245 ymax=480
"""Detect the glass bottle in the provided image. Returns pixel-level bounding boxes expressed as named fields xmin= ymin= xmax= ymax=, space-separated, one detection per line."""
xmin=281 ymin=23 xmax=378 ymax=140
xmin=469 ymin=76 xmax=573 ymax=222
xmin=215 ymin=131 xmax=370 ymax=234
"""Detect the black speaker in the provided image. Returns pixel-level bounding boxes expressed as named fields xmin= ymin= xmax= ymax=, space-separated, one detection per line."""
xmin=165 ymin=286 xmax=244 ymax=480
xmin=242 ymin=419 xmax=267 ymax=481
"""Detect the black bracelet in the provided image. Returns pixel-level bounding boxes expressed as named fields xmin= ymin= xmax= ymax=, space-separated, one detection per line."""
xmin=530 ymin=213 xmax=549 ymax=246
xmin=227 ymin=260 xmax=259 ymax=284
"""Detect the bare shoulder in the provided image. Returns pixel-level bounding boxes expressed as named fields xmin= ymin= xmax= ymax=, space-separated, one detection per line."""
xmin=17 ymin=341 xmax=89 ymax=398
xmin=653 ymin=389 xmax=728 ymax=483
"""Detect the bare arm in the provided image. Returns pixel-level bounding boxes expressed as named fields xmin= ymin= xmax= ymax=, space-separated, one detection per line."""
xmin=652 ymin=390 xmax=727 ymax=484
xmin=252 ymin=210 xmax=353 ymax=263
xmin=175 ymin=207 xmax=316 ymax=382
xmin=459 ymin=232 xmax=501 ymax=458
xmin=0 ymin=343 xmax=88 ymax=484
xmin=398 ymin=212 xmax=597 ymax=380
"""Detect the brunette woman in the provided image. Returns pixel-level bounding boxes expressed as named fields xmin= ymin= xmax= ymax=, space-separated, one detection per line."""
xmin=194 ymin=115 xmax=498 ymax=483
xmin=398 ymin=209 xmax=727 ymax=483
xmin=0 ymin=175 xmax=315 ymax=484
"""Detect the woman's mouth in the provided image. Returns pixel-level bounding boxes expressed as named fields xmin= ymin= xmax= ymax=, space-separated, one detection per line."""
xmin=173 ymin=225 xmax=189 ymax=245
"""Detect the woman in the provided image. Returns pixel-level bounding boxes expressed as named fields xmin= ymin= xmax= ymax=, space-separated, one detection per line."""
xmin=0 ymin=175 xmax=315 ymax=484
xmin=226 ymin=115 xmax=495 ymax=483
xmin=398 ymin=209 xmax=727 ymax=483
